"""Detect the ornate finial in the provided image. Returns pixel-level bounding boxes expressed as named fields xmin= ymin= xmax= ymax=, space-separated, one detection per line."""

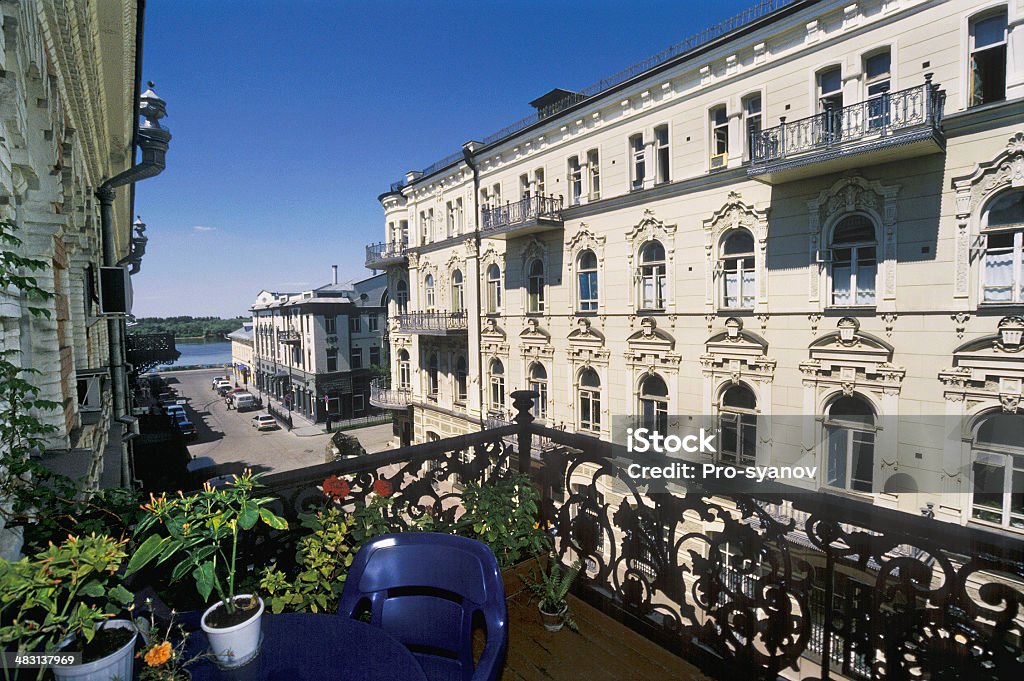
xmin=147 ymin=80 xmax=155 ymax=88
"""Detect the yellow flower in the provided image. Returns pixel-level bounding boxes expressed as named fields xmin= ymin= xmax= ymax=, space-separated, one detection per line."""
xmin=145 ymin=641 xmax=172 ymax=667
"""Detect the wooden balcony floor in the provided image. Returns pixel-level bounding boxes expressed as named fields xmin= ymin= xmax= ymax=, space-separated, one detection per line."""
xmin=496 ymin=591 xmax=711 ymax=681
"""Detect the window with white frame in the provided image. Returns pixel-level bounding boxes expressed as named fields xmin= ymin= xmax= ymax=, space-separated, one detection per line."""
xmin=398 ymin=349 xmax=411 ymax=389
xmin=446 ymin=201 xmax=455 ymax=238
xmin=486 ymin=264 xmax=502 ymax=313
xmin=818 ymin=66 xmax=844 ymax=140
xmin=369 ymin=345 xmax=380 ymax=366
xmin=399 ymin=220 xmax=409 ymax=246
xmin=970 ymin=412 xmax=1024 ymax=530
xmin=586 ymin=149 xmax=600 ymax=200
xmin=567 ymin=155 xmax=582 ymax=205
xmin=353 ymin=393 xmax=365 ymax=414
xmin=710 ymin=105 xmax=729 ymax=168
xmin=350 ymin=316 xmax=362 ymax=333
xmin=424 ymin=274 xmax=435 ymax=309
xmin=534 ymin=168 xmax=545 ymax=195
xmin=654 ymin=124 xmax=670 ymax=184
xmin=578 ymin=368 xmax=601 ymax=432
xmin=529 ymin=363 xmax=548 ymax=419
xmin=456 ymin=198 xmax=464 ymax=234
xmin=830 ymin=215 xmax=877 ymax=306
xmin=451 ymin=269 xmax=465 ymax=310
xmin=520 ymin=173 xmax=531 ymax=200
xmin=638 ymin=374 xmax=668 ymax=433
xmin=824 ymin=394 xmax=876 ymax=493
xmin=489 ymin=359 xmax=505 ymax=411
xmin=721 ymin=230 xmax=756 ymax=309
xmin=324 ymin=315 xmax=337 ymax=335
xmin=577 ymin=250 xmax=598 ymax=312
xmin=981 ymin=189 xmax=1024 ymax=304
xmin=455 ymin=355 xmax=468 ymax=403
xmin=638 ymin=240 xmax=667 ymax=310
xmin=396 ymin=279 xmax=408 ymax=314
xmin=864 ymin=50 xmax=891 ymax=129
xmin=420 ymin=210 xmax=432 ymax=245
xmin=528 ymin=259 xmax=545 ymax=313
xmin=350 ymin=346 xmax=363 ymax=370
xmin=326 ymin=348 xmax=338 ymax=372
xmin=630 ymin=133 xmax=645 ymax=190
xmin=742 ymin=94 xmax=762 ymax=159
xmin=368 ymin=314 xmax=378 ymax=332
xmin=970 ymin=9 xmax=1008 ymax=107
xmin=428 ymin=352 xmax=439 ymax=397
xmin=719 ymin=384 xmax=757 ymax=466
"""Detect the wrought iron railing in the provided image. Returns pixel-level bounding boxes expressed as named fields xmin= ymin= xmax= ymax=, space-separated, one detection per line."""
xmin=250 ymin=392 xmax=1023 ymax=681
xmin=481 ymin=195 xmax=563 ymax=232
xmin=369 ymin=377 xmax=412 ymax=408
xmin=365 ymin=241 xmax=408 ymax=267
xmin=396 ymin=311 xmax=468 ymax=333
xmin=751 ymin=78 xmax=945 ymax=166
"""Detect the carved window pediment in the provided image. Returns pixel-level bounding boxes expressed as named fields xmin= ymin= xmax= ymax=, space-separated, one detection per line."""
xmin=940 ymin=316 xmax=1024 ymax=411
xmin=520 ymin=318 xmax=551 ymax=343
xmin=701 ymin=318 xmax=774 ymax=382
xmin=481 ymin=317 xmax=506 ymax=340
xmin=568 ymin=317 xmax=605 ymax=346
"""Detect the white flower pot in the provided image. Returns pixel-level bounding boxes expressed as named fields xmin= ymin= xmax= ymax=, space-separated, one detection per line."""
xmin=200 ymin=595 xmax=264 ymax=668
xmin=539 ymin=602 xmax=568 ymax=632
xmin=54 ymin=619 xmax=137 ymax=681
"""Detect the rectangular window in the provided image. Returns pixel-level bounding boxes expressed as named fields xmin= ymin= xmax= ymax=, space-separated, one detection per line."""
xmin=326 ymin=348 xmax=338 ymax=372
xmin=368 ymin=314 xmax=378 ymax=332
xmin=534 ymin=168 xmax=545 ymax=195
xmin=710 ymin=106 xmax=729 ymax=169
xmin=369 ymin=345 xmax=380 ymax=367
xmin=567 ymin=155 xmax=582 ymax=205
xmin=520 ymin=173 xmax=531 ymax=200
xmin=324 ymin=316 xmax=336 ymax=334
xmin=350 ymin=316 xmax=361 ymax=333
xmin=456 ymin=198 xmax=463 ymax=234
xmin=446 ymin=201 xmax=455 ymax=238
xmin=353 ymin=393 xmax=365 ymax=414
xmin=818 ymin=66 xmax=844 ymax=141
xmin=971 ymin=11 xmax=1008 ymax=107
xmin=630 ymin=133 xmax=645 ymax=190
xmin=586 ymin=149 xmax=600 ymax=200
xmin=654 ymin=124 xmax=669 ymax=184
xmin=742 ymin=94 xmax=762 ymax=159
xmin=865 ymin=51 xmax=891 ymax=129
xmin=983 ymin=231 xmax=1023 ymax=303
xmin=350 ymin=347 xmax=362 ymax=370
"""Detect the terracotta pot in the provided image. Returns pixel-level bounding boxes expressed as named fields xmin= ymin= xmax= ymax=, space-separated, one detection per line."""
xmin=539 ymin=602 xmax=568 ymax=632
xmin=200 ymin=595 xmax=263 ymax=668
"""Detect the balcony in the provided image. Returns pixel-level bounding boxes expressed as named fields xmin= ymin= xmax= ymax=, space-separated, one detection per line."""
xmin=278 ymin=329 xmax=301 ymax=344
xmin=396 ymin=310 xmax=468 ymax=335
xmin=369 ymin=377 xmax=412 ymax=409
xmin=365 ymin=241 xmax=409 ymax=269
xmin=481 ymin=195 xmax=563 ymax=239
xmin=749 ymin=79 xmax=945 ymax=184
xmin=247 ymin=390 xmax=1023 ymax=681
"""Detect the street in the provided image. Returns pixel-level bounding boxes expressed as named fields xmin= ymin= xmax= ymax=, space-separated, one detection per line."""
xmin=158 ymin=368 xmax=393 ymax=476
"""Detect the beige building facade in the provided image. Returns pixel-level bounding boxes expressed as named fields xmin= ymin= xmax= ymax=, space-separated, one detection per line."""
xmin=371 ymin=0 xmax=1024 ymax=532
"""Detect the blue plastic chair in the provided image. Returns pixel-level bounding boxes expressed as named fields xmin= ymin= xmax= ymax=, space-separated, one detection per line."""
xmin=337 ymin=533 xmax=508 ymax=681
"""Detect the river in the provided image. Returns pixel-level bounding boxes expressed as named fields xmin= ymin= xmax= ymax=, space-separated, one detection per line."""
xmin=159 ymin=341 xmax=232 ymax=369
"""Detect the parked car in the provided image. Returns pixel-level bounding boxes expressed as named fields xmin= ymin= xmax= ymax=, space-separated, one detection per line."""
xmin=212 ymin=376 xmax=231 ymax=390
xmin=217 ymin=385 xmax=235 ymax=397
xmin=165 ymin=404 xmax=186 ymax=419
xmin=172 ymin=412 xmax=189 ymax=427
xmin=234 ymin=393 xmax=258 ymax=411
xmin=252 ymin=414 xmax=279 ymax=431
xmin=177 ymin=420 xmax=198 ymax=440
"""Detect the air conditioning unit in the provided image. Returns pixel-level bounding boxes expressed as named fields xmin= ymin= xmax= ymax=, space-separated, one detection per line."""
xmin=710 ymin=153 xmax=728 ymax=169
xmin=98 ymin=266 xmax=133 ymax=315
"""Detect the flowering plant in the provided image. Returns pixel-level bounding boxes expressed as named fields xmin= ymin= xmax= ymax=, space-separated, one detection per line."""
xmin=135 ymin=601 xmax=208 ymax=681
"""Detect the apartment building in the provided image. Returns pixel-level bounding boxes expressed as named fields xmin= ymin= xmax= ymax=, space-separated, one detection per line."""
xmin=228 ymin=321 xmax=254 ymax=386
xmin=251 ymin=270 xmax=387 ymax=423
xmin=369 ymin=0 xmax=1024 ymax=531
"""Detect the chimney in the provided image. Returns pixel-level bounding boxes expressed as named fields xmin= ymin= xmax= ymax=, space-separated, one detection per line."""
xmin=332 ymin=265 xmax=338 ymax=285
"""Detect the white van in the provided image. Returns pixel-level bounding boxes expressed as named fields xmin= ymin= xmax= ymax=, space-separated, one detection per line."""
xmin=233 ymin=393 xmax=258 ymax=412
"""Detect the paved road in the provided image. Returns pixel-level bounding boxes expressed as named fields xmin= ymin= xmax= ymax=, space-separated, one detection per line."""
xmin=161 ymin=368 xmax=334 ymax=476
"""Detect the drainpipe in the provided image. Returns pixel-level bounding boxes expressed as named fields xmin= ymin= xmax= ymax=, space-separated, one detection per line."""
xmin=461 ymin=141 xmax=484 ymax=429
xmin=96 ymin=81 xmax=171 ymax=485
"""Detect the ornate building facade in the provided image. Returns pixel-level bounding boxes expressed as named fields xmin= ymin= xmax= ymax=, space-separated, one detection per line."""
xmin=370 ymin=0 xmax=1024 ymax=531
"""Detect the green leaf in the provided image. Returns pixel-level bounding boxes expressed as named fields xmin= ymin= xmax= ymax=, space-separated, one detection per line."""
xmin=125 ymin=535 xmax=167 ymax=575
xmin=259 ymin=507 xmax=288 ymax=530
xmin=194 ymin=561 xmax=215 ymax=602
xmin=238 ymin=501 xmax=258 ymax=530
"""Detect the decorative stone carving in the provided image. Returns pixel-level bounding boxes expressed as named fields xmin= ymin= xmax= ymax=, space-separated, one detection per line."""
xmin=952 ymin=312 xmax=970 ymax=339
xmin=703 ymin=192 xmax=769 ymax=308
xmin=881 ymin=313 xmax=897 ymax=337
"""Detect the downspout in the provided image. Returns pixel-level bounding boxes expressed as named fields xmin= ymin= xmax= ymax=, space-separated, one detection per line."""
xmin=461 ymin=141 xmax=484 ymax=430
xmin=96 ymin=2 xmax=171 ymax=485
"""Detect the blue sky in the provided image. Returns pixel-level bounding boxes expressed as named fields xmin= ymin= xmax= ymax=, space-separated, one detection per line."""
xmin=132 ymin=0 xmax=756 ymax=318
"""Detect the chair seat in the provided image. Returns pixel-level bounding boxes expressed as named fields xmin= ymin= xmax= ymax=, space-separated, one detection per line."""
xmin=414 ymin=654 xmax=467 ymax=681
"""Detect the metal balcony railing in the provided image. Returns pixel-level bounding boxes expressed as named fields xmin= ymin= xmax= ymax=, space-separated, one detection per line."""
xmin=750 ymin=79 xmax=945 ymax=169
xmin=396 ymin=311 xmax=468 ymax=335
xmin=481 ymin=195 xmax=563 ymax=232
xmin=369 ymin=377 xmax=411 ymax=409
xmin=365 ymin=241 xmax=408 ymax=268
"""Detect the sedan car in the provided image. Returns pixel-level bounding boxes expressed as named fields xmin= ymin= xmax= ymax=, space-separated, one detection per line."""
xmin=177 ymin=420 xmax=198 ymax=440
xmin=251 ymin=414 xmax=279 ymax=431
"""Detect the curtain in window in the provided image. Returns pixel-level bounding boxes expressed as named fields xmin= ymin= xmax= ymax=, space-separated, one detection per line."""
xmin=984 ymin=246 xmax=1014 ymax=301
xmin=826 ymin=426 xmax=847 ymax=487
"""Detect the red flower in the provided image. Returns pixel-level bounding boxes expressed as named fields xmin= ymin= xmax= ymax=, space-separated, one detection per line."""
xmin=323 ymin=475 xmax=349 ymax=500
xmin=373 ymin=479 xmax=393 ymax=497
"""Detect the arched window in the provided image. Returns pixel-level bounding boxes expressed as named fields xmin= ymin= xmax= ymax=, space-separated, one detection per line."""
xmin=830 ymin=215 xmax=877 ymax=306
xmin=981 ymin=189 xmax=1024 ymax=304
xmin=427 ymin=352 xmax=440 ymax=397
xmin=395 ymin=280 xmax=408 ymax=315
xmin=579 ymin=368 xmax=601 ymax=432
xmin=451 ymin=269 xmax=465 ymax=311
xmin=719 ymin=384 xmax=757 ymax=466
xmin=455 ymin=355 xmax=468 ymax=403
xmin=486 ymin=264 xmax=502 ymax=313
xmin=528 ymin=260 xmax=545 ymax=313
xmin=638 ymin=240 xmax=666 ymax=310
xmin=489 ymin=359 xmax=505 ymax=411
xmin=577 ymin=250 xmax=599 ymax=312
xmin=528 ymin=363 xmax=548 ymax=419
xmin=824 ymin=394 xmax=876 ymax=492
xmin=398 ymin=349 xmax=411 ymax=389
xmin=971 ymin=412 xmax=1024 ymax=529
xmin=638 ymin=374 xmax=668 ymax=433
xmin=424 ymin=274 xmax=435 ymax=309
xmin=721 ymin=230 xmax=755 ymax=309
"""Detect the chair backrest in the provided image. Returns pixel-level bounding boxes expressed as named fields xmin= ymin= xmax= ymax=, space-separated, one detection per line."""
xmin=337 ymin=533 xmax=508 ymax=681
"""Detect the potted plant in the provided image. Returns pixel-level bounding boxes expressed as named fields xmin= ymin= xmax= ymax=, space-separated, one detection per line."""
xmin=0 ymin=534 xmax=136 ymax=681
xmin=522 ymin=554 xmax=582 ymax=632
xmin=126 ymin=471 xmax=288 ymax=668
xmin=460 ymin=473 xmax=551 ymax=569
xmin=134 ymin=600 xmax=210 ymax=681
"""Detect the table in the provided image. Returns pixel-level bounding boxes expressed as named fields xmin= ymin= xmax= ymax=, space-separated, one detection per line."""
xmin=185 ymin=613 xmax=428 ymax=681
